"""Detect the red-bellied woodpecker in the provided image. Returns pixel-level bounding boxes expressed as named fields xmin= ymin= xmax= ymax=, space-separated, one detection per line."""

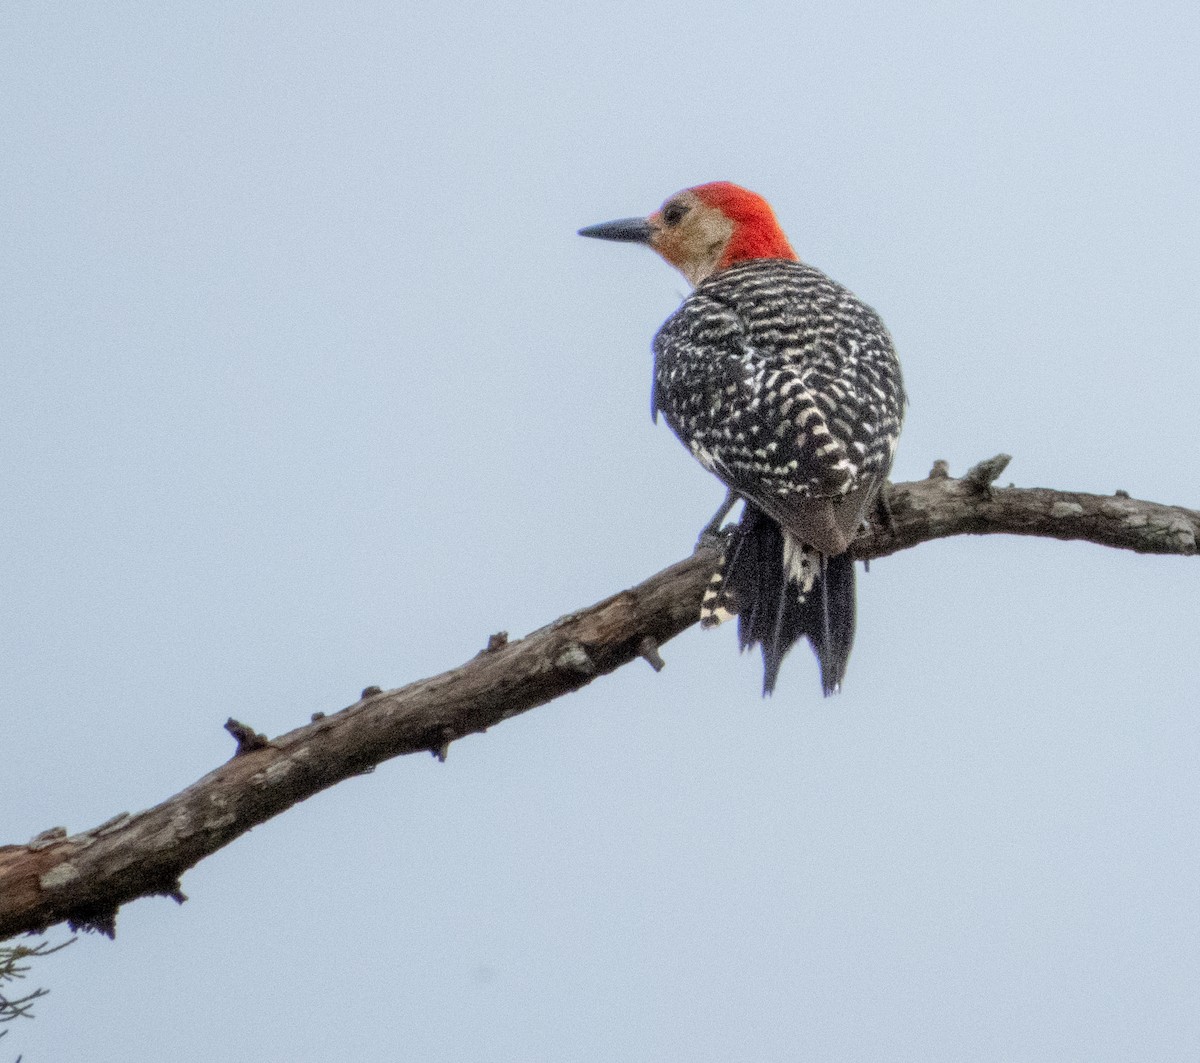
xmin=579 ymin=181 xmax=905 ymax=695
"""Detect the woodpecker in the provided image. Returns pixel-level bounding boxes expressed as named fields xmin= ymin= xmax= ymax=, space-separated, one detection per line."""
xmin=579 ymin=181 xmax=905 ymax=695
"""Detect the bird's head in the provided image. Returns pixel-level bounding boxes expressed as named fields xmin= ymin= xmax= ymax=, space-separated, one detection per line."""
xmin=579 ymin=181 xmax=797 ymax=286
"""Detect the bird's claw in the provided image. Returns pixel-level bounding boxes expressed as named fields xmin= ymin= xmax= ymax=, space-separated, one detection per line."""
xmin=696 ymin=524 xmax=733 ymax=553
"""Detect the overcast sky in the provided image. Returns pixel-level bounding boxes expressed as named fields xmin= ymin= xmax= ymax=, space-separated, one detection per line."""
xmin=3 ymin=2 xmax=1199 ymax=1060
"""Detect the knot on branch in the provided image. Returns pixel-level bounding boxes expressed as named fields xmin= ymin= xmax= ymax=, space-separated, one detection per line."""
xmin=962 ymin=454 xmax=1012 ymax=494
xmin=638 ymin=636 xmax=666 ymax=672
xmin=224 ymin=718 xmax=269 ymax=756
xmin=27 ymin=828 xmax=67 ymax=851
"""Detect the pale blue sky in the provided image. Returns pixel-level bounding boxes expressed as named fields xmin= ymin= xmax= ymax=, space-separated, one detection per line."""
xmin=3 ymin=3 xmax=1199 ymax=1060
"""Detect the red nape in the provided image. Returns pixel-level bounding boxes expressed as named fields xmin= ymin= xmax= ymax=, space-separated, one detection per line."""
xmin=691 ymin=181 xmax=798 ymax=267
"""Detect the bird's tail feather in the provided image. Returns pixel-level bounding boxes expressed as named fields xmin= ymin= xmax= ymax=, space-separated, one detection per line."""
xmin=701 ymin=504 xmax=856 ymax=696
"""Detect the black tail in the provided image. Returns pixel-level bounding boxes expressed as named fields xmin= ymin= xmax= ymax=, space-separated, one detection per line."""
xmin=714 ymin=505 xmax=857 ymax=696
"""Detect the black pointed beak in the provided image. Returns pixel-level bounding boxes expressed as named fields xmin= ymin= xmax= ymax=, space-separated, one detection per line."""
xmin=577 ymin=216 xmax=655 ymax=244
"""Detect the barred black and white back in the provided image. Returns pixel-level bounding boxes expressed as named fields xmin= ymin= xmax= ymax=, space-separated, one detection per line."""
xmin=652 ymin=259 xmax=906 ymax=694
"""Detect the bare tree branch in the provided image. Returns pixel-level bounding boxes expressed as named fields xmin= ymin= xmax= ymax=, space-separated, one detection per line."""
xmin=857 ymin=456 xmax=1198 ymax=559
xmin=2 ymin=458 xmax=1196 ymax=942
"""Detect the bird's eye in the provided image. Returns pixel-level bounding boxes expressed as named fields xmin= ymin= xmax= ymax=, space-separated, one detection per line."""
xmin=662 ymin=202 xmax=688 ymax=226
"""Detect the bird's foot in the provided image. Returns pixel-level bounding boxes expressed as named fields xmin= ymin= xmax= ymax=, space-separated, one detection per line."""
xmin=696 ymin=523 xmax=734 ymax=554
xmin=695 ymin=488 xmax=740 ymax=551
xmin=871 ymin=487 xmax=896 ymax=535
